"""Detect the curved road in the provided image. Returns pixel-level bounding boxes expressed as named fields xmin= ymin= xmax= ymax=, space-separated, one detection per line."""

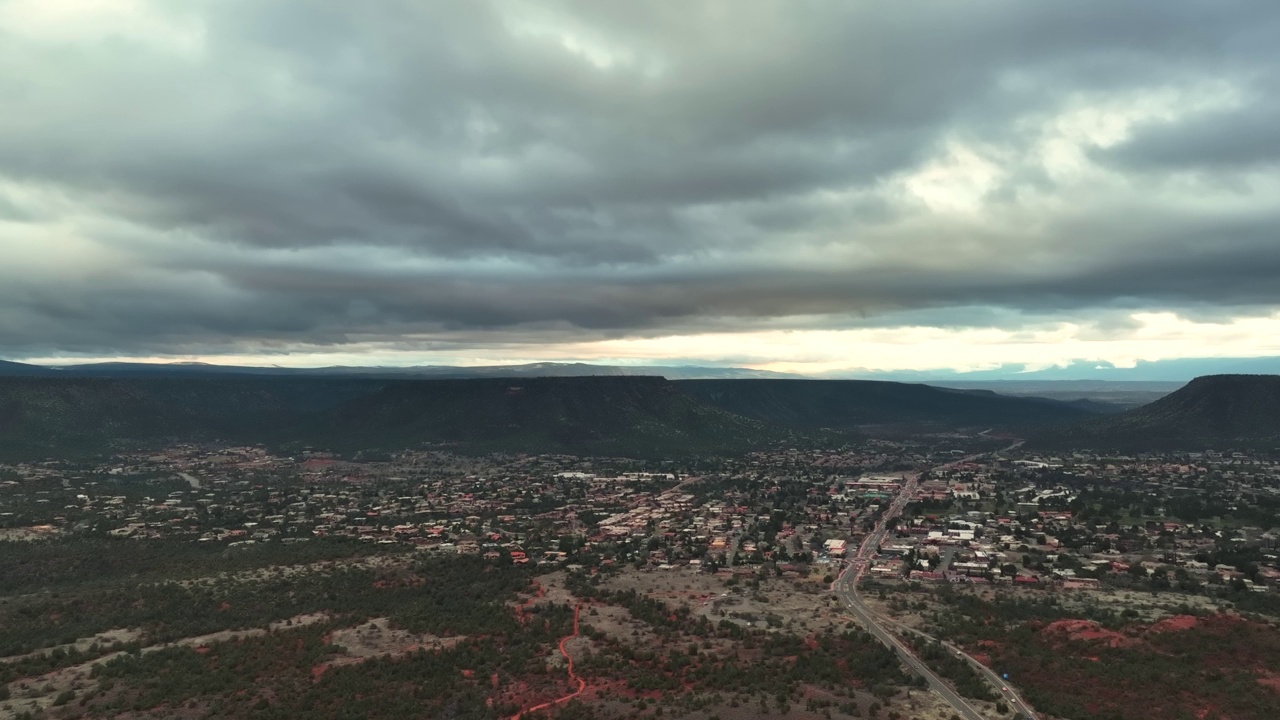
xmin=876 ymin=615 xmax=1038 ymax=720
xmin=833 ymin=452 xmax=1038 ymax=720
xmin=511 ymin=605 xmax=586 ymax=720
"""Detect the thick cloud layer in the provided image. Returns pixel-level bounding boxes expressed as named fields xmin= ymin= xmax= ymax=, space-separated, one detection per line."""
xmin=2 ymin=0 xmax=1279 ymax=366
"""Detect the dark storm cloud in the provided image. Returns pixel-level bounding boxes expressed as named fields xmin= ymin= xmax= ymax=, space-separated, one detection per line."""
xmin=1102 ymin=99 xmax=1280 ymax=171
xmin=2 ymin=0 xmax=1280 ymax=359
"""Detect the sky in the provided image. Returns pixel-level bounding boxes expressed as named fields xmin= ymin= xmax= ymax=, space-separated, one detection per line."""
xmin=4 ymin=0 xmax=1280 ymax=376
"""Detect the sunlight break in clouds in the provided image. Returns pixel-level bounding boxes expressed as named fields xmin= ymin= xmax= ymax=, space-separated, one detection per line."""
xmin=2 ymin=1 xmax=1280 ymax=375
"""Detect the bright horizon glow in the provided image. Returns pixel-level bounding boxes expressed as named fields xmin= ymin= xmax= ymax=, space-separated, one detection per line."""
xmin=18 ymin=311 xmax=1280 ymax=377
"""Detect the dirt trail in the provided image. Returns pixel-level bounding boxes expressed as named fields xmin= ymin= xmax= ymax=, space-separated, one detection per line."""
xmin=510 ymin=605 xmax=585 ymax=720
xmin=515 ymin=581 xmax=547 ymax=625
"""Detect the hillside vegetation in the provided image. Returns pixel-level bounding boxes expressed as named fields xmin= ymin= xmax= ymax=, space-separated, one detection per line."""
xmin=0 ymin=375 xmax=1096 ymax=461
xmin=677 ymin=379 xmax=1091 ymax=430
xmin=0 ymin=360 xmax=59 ymax=376
xmin=314 ymin=376 xmax=778 ymax=456
xmin=1048 ymin=374 xmax=1280 ymax=451
xmin=0 ymin=376 xmax=779 ymax=460
xmin=0 ymin=377 xmax=377 ymax=460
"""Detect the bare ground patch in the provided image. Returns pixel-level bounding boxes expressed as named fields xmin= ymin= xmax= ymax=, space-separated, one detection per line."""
xmin=324 ymin=617 xmax=466 ymax=669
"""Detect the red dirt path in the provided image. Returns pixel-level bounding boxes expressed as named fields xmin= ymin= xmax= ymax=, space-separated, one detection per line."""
xmin=510 ymin=605 xmax=586 ymax=720
xmin=515 ymin=582 xmax=547 ymax=626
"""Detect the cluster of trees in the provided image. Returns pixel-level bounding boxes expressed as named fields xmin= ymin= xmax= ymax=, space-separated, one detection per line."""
xmin=89 ymin=617 xmax=576 ymax=719
xmin=0 ymin=642 xmax=135 ymax=686
xmin=2 ymin=565 xmax=355 ymax=656
xmin=575 ymin=620 xmax=913 ymax=711
xmin=388 ymin=556 xmax=534 ymax=636
xmin=909 ymin=639 xmax=997 ymax=702
xmin=567 ymin=570 xmax=914 ymax=708
xmin=0 ymin=536 xmax=386 ymax=595
xmin=0 ymin=546 xmax=541 ymax=658
xmin=0 ymin=546 xmax=566 ymax=719
xmin=5 ymin=552 xmax=580 ymax=719
xmin=919 ymin=587 xmax=1280 ymax=720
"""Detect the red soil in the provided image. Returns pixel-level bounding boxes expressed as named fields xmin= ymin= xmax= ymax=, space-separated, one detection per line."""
xmin=1147 ymin=615 xmax=1199 ymax=634
xmin=1041 ymin=619 xmax=1135 ymax=649
xmin=509 ymin=605 xmax=586 ymax=720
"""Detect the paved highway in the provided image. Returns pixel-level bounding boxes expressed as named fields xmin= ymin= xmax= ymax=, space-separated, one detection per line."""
xmin=832 ymin=453 xmax=1038 ymax=720
xmin=873 ymin=612 xmax=1039 ymax=720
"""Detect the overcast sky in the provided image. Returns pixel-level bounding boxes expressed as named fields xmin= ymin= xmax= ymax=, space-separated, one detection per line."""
xmin=4 ymin=0 xmax=1280 ymax=374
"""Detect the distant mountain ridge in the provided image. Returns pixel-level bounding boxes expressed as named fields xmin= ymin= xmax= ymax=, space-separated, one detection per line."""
xmin=0 ymin=360 xmax=60 ymax=376
xmin=0 ymin=375 xmax=1096 ymax=461
xmin=0 ymin=377 xmax=378 ymax=461
xmin=926 ymin=380 xmax=1181 ymax=410
xmin=830 ymin=356 xmax=1280 ymax=382
xmin=1047 ymin=374 xmax=1280 ymax=450
xmin=318 ymin=376 xmax=778 ymax=456
xmin=18 ymin=360 xmax=799 ymax=381
xmin=13 ymin=356 xmax=1280 ymax=382
xmin=679 ymin=379 xmax=1093 ymax=430
xmin=0 ymin=376 xmax=792 ymax=460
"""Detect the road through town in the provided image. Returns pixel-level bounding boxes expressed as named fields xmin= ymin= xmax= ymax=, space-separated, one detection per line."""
xmin=833 ymin=449 xmax=1038 ymax=720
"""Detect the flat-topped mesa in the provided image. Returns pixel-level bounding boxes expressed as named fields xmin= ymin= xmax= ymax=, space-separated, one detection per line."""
xmin=1041 ymin=374 xmax=1280 ymax=451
